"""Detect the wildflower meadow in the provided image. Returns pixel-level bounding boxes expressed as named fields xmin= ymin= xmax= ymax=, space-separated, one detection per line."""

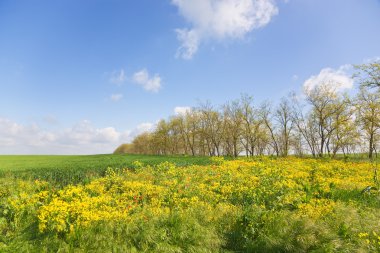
xmin=1 ymin=156 xmax=380 ymax=252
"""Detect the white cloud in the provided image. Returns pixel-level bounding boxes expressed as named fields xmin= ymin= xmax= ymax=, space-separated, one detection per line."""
xmin=0 ymin=118 xmax=155 ymax=155
xmin=175 ymin=29 xmax=200 ymax=60
xmin=109 ymin=69 xmax=126 ymax=85
xmin=174 ymin=106 xmax=192 ymax=115
xmin=120 ymin=122 xmax=156 ymax=141
xmin=132 ymin=69 xmax=162 ymax=92
xmin=0 ymin=118 xmax=59 ymax=149
xmin=292 ymin=74 xmax=299 ymax=81
xmin=62 ymin=120 xmax=121 ymax=145
xmin=110 ymin=93 xmax=123 ymax=102
xmin=134 ymin=122 xmax=155 ymax=134
xmin=0 ymin=119 xmax=54 ymax=147
xmin=303 ymin=65 xmax=354 ymax=92
xmin=172 ymin=0 xmax=279 ymax=59
xmin=363 ymin=56 xmax=380 ymax=63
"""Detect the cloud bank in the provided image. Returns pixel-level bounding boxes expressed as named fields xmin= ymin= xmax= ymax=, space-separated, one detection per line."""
xmin=0 ymin=118 xmax=155 ymax=155
xmin=172 ymin=0 xmax=279 ymax=59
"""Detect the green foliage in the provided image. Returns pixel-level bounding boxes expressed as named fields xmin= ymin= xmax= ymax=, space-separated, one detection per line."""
xmin=113 ymin=143 xmax=134 ymax=154
xmin=10 ymin=211 xmax=221 ymax=253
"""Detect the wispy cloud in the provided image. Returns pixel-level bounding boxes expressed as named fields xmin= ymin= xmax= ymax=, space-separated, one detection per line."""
xmin=109 ymin=69 xmax=126 ymax=85
xmin=132 ymin=122 xmax=156 ymax=135
xmin=362 ymin=56 xmax=380 ymax=64
xmin=110 ymin=93 xmax=123 ymax=102
xmin=172 ymin=0 xmax=279 ymax=59
xmin=132 ymin=69 xmax=162 ymax=92
xmin=174 ymin=106 xmax=191 ymax=115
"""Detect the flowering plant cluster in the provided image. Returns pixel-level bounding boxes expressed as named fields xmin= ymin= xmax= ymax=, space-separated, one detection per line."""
xmin=2 ymin=157 xmax=380 ymax=252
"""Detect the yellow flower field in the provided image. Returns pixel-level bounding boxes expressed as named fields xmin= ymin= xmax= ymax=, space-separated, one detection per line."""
xmin=1 ymin=157 xmax=380 ymax=252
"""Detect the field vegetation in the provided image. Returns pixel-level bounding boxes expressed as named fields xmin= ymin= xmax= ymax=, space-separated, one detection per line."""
xmin=0 ymin=154 xmax=211 ymax=186
xmin=1 ymin=155 xmax=380 ymax=252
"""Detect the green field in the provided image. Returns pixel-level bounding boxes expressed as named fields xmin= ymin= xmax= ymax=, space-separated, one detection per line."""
xmin=0 ymin=154 xmax=212 ymax=171
xmin=0 ymin=154 xmax=211 ymax=186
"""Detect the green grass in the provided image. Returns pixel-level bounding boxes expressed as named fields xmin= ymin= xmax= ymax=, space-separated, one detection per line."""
xmin=0 ymin=154 xmax=211 ymax=186
xmin=0 ymin=154 xmax=212 ymax=171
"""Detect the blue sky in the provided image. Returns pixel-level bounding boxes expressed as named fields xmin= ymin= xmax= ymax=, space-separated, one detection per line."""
xmin=0 ymin=0 xmax=380 ymax=154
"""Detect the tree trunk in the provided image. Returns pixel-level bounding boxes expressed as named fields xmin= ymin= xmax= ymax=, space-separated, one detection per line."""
xmin=369 ymin=133 xmax=374 ymax=159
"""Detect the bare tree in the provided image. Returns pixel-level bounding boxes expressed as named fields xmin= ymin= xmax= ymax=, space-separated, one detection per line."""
xmin=305 ymin=83 xmax=345 ymax=157
xmin=354 ymin=60 xmax=380 ymax=88
xmin=153 ymin=119 xmax=170 ymax=155
xmin=355 ymin=87 xmax=380 ymax=159
xmin=274 ymin=97 xmax=293 ymax=156
xmin=291 ymin=96 xmax=319 ymax=157
xmin=240 ymin=94 xmax=255 ymax=156
xmin=328 ymin=95 xmax=358 ymax=157
xmin=183 ymin=110 xmax=201 ymax=156
xmin=121 ymin=84 xmax=378 ymax=159
xmin=198 ymin=102 xmax=224 ymax=156
xmin=260 ymin=102 xmax=280 ymax=156
xmin=239 ymin=94 xmax=268 ymax=156
xmin=222 ymin=99 xmax=243 ymax=157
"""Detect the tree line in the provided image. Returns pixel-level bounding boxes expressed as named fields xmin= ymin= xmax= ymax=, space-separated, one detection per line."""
xmin=115 ymin=61 xmax=380 ymax=158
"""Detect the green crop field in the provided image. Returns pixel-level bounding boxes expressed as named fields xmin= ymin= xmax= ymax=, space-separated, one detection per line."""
xmin=0 ymin=154 xmax=212 ymax=171
xmin=0 ymin=154 xmax=211 ymax=186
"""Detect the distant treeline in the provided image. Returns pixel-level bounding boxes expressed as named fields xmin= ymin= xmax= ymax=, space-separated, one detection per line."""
xmin=115 ymin=61 xmax=380 ymax=158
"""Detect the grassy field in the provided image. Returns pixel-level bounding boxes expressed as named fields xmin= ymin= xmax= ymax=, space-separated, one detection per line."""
xmin=1 ymin=155 xmax=380 ymax=252
xmin=0 ymin=154 xmax=211 ymax=186
xmin=0 ymin=154 xmax=213 ymax=171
